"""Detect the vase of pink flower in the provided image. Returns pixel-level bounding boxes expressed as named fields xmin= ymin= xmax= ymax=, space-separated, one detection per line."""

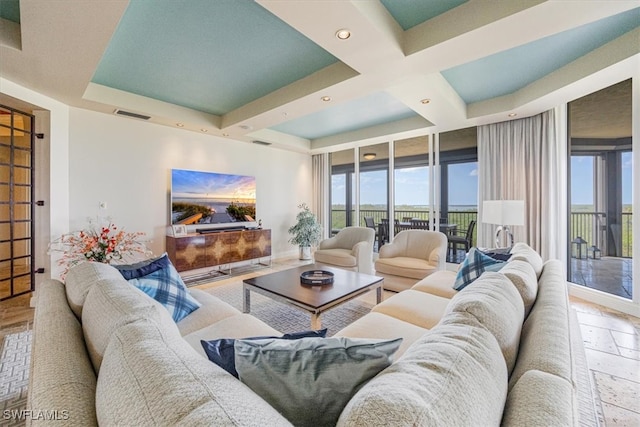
xmin=49 ymin=218 xmax=152 ymax=279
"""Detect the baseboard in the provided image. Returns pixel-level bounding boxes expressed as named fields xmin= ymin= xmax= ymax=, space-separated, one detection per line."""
xmin=569 ymin=283 xmax=640 ymax=318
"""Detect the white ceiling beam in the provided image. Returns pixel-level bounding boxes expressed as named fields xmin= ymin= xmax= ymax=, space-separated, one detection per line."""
xmin=405 ymin=0 xmax=640 ymax=72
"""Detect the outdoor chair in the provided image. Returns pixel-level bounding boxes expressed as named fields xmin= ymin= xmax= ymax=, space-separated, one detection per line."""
xmin=447 ymin=220 xmax=476 ymax=262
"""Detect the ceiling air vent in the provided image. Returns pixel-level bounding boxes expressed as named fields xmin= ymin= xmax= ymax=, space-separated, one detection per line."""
xmin=252 ymin=140 xmax=272 ymax=146
xmin=114 ymin=109 xmax=151 ymax=121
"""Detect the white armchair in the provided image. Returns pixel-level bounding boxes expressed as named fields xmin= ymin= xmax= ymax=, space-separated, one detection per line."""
xmin=375 ymin=230 xmax=447 ymax=292
xmin=313 ymin=227 xmax=375 ymax=274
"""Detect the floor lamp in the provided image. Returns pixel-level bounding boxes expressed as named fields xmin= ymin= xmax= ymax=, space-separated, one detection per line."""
xmin=482 ymin=200 xmax=525 ymax=248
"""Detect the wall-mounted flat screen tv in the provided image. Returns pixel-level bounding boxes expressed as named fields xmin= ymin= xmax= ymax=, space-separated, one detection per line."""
xmin=171 ymin=169 xmax=256 ymax=226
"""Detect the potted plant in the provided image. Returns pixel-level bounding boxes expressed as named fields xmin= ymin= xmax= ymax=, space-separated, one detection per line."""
xmin=288 ymin=203 xmax=322 ymax=260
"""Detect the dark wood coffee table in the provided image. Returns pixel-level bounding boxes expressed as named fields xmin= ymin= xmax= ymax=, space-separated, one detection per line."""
xmin=242 ymin=264 xmax=383 ymax=329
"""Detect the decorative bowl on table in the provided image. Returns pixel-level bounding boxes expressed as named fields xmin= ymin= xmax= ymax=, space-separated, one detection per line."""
xmin=300 ymin=270 xmax=334 ymax=285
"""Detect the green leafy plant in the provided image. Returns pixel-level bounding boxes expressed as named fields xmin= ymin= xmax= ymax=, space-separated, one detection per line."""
xmin=288 ymin=203 xmax=322 ymax=247
xmin=226 ymin=202 xmax=256 ymax=221
xmin=172 ymin=202 xmax=212 ymax=223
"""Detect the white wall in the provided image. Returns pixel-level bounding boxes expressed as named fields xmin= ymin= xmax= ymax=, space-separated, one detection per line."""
xmin=68 ymin=107 xmax=312 ymax=258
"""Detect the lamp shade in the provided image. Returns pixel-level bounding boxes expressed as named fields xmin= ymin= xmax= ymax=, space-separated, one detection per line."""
xmin=482 ymin=200 xmax=525 ymax=226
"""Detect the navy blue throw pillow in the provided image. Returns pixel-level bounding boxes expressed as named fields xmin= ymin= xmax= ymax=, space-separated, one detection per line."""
xmin=201 ymin=328 xmax=328 ymax=378
xmin=481 ymin=250 xmax=512 ymax=262
xmin=114 ymin=254 xmax=168 ymax=280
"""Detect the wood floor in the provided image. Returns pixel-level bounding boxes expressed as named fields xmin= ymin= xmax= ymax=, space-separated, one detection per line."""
xmin=1 ymin=285 xmax=638 ymax=426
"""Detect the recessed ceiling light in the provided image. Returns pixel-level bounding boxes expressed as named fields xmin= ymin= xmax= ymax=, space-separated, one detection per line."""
xmin=201 ymin=128 xmax=208 ymax=133
xmin=420 ymin=98 xmax=431 ymax=104
xmin=363 ymin=153 xmax=376 ymax=160
xmin=321 ymin=96 xmax=331 ymax=102
xmin=335 ymin=29 xmax=351 ymax=40
xmin=508 ymin=113 xmax=517 ymax=117
xmin=176 ymin=123 xmax=184 ymax=127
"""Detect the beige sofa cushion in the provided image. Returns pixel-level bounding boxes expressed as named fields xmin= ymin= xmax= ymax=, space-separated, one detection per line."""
xmin=500 ymin=260 xmax=538 ymax=317
xmin=412 ymin=270 xmax=458 ymax=299
xmin=502 ymin=370 xmax=575 ymax=426
xmin=29 ymin=280 xmax=98 ymax=426
xmin=509 ymin=242 xmax=544 ymax=278
xmin=183 ymin=314 xmax=281 ymax=358
xmin=372 ymin=290 xmax=450 ymax=329
xmin=65 ymin=262 xmax=125 ymax=318
xmin=82 ymin=277 xmax=179 ymax=372
xmin=335 ymin=312 xmax=429 ymax=358
xmin=375 ymin=257 xmax=437 ymax=280
xmin=443 ymin=272 xmax=524 ymax=374
xmin=337 ymin=322 xmax=508 ymax=426
xmin=314 ymin=248 xmax=356 ymax=268
xmin=95 ymin=320 xmax=292 ymax=426
xmin=509 ymin=260 xmax=573 ymax=389
xmin=176 ymin=288 xmax=241 ymax=336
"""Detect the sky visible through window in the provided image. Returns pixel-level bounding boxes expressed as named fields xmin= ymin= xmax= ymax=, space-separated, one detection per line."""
xmin=571 ymin=154 xmax=632 ymax=206
xmin=332 ymin=162 xmax=479 ymax=208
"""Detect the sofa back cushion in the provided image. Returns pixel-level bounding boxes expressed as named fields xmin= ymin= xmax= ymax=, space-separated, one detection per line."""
xmin=500 ymin=260 xmax=539 ymax=317
xmin=502 ymin=369 xmax=575 ymax=426
xmin=443 ymin=272 xmax=524 ymax=374
xmin=82 ymin=276 xmax=179 ymax=372
xmin=337 ymin=321 xmax=507 ymax=426
xmin=509 ymin=242 xmax=544 ymax=278
xmin=29 ymin=280 xmax=98 ymax=426
xmin=95 ymin=319 xmax=292 ymax=427
xmin=65 ymin=262 xmax=125 ymax=318
xmin=508 ymin=260 xmax=573 ymax=389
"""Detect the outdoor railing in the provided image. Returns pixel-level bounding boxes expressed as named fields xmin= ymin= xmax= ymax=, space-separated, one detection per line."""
xmin=333 ymin=209 xmax=633 ymax=258
xmin=569 ymin=211 xmax=632 ymax=258
xmin=332 ymin=209 xmax=478 ymax=246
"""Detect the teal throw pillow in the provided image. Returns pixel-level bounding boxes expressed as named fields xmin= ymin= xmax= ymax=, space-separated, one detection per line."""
xmin=453 ymin=247 xmax=506 ymax=291
xmin=126 ymin=253 xmax=201 ymax=322
xmin=235 ymin=336 xmax=402 ymax=427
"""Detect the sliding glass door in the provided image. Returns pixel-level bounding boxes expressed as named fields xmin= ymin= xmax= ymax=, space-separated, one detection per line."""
xmin=568 ymin=79 xmax=633 ymax=299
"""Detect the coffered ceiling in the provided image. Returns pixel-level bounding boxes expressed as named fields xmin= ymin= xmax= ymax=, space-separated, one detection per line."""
xmin=0 ymin=0 xmax=638 ymax=152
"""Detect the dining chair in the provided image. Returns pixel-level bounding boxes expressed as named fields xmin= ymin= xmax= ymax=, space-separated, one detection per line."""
xmin=363 ymin=216 xmax=376 ymax=230
xmin=410 ymin=219 xmax=430 ymax=230
xmin=447 ymin=220 xmax=476 ymax=262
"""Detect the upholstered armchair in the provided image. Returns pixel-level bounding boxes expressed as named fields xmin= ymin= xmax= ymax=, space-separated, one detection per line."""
xmin=374 ymin=230 xmax=447 ymax=292
xmin=313 ymin=227 xmax=375 ymax=274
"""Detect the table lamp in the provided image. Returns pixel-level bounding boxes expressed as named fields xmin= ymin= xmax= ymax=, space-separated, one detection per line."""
xmin=482 ymin=200 xmax=525 ymax=248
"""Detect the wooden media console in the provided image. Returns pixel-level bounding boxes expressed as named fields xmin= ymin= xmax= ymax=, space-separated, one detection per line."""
xmin=166 ymin=228 xmax=271 ymax=277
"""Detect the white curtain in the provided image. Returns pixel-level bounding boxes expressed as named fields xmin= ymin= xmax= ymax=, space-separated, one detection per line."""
xmin=478 ymin=108 xmax=567 ymax=263
xmin=312 ymin=153 xmax=330 ymax=239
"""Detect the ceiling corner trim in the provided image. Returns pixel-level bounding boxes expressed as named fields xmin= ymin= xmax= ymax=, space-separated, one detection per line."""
xmin=0 ymin=17 xmax=21 ymax=51
xmin=83 ymin=82 xmax=221 ymax=128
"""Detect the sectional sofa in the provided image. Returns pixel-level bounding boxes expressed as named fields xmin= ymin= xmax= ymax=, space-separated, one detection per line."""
xmin=27 ymin=243 xmax=592 ymax=426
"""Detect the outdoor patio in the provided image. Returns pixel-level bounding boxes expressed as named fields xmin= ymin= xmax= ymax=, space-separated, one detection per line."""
xmin=570 ymin=256 xmax=633 ymax=299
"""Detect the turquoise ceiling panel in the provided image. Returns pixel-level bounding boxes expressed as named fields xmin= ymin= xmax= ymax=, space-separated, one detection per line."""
xmin=271 ymin=92 xmax=418 ymax=140
xmin=442 ymin=7 xmax=640 ymax=104
xmin=380 ymin=0 xmax=467 ymax=30
xmin=0 ymin=0 xmax=20 ymax=24
xmin=91 ymin=0 xmax=338 ymax=115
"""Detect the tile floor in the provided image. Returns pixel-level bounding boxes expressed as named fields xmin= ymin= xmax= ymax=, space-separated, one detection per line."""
xmin=571 ymin=257 xmax=633 ymax=299
xmin=1 ymin=267 xmax=639 ymax=426
xmin=571 ymin=296 xmax=640 ymax=426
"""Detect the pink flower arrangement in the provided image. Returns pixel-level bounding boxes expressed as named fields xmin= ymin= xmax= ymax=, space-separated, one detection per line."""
xmin=50 ymin=220 xmax=151 ymax=279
